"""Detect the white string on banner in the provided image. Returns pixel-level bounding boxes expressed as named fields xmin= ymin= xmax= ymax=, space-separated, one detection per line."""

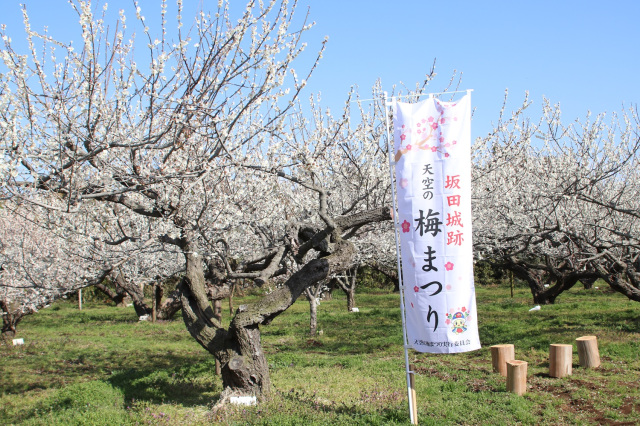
xmin=351 ymin=89 xmax=473 ymax=104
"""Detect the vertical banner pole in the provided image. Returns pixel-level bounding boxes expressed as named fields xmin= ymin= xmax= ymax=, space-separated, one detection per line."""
xmin=384 ymin=92 xmax=417 ymax=424
xmin=386 ymin=88 xmax=479 ymax=422
xmin=409 ymin=364 xmax=418 ymax=423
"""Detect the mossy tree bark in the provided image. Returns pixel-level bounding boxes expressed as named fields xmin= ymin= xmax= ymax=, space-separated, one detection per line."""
xmin=177 ymin=207 xmax=390 ymax=399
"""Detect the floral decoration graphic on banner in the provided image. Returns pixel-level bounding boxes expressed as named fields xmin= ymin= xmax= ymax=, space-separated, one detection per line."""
xmin=393 ymin=94 xmax=481 ymax=353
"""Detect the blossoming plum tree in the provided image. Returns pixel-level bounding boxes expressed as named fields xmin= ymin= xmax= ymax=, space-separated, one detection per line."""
xmin=473 ymin=94 xmax=640 ymax=303
xmin=0 ymin=0 xmax=401 ymax=400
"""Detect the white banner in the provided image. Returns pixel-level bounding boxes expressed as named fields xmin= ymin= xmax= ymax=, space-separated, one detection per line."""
xmin=393 ymin=93 xmax=481 ymax=353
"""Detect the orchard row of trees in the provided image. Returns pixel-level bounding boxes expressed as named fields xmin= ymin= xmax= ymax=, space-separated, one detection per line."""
xmin=0 ymin=0 xmax=398 ymax=400
xmin=1 ymin=0 xmax=639 ymax=400
xmin=474 ymin=95 xmax=640 ymax=304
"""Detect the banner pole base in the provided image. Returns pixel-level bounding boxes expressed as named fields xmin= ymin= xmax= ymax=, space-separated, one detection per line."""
xmin=409 ymin=364 xmax=418 ymax=424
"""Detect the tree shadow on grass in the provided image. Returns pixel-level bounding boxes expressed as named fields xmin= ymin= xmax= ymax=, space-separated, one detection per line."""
xmin=9 ymin=362 xmax=222 ymax=425
xmin=0 ymin=347 xmax=221 ymax=406
xmin=107 ymin=358 xmax=222 ymax=407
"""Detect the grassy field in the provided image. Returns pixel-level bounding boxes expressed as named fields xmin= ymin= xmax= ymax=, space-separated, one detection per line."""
xmin=1 ymin=284 xmax=639 ymax=425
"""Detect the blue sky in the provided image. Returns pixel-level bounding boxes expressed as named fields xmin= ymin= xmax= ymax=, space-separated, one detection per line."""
xmin=303 ymin=0 xmax=640 ymax=139
xmin=2 ymin=0 xmax=638 ymax=140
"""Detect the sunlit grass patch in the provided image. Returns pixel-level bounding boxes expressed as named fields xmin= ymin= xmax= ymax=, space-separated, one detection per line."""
xmin=1 ymin=284 xmax=639 ymax=424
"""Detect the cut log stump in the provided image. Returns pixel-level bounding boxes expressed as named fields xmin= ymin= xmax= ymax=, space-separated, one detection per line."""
xmin=549 ymin=344 xmax=573 ymax=378
xmin=576 ymin=336 xmax=600 ymax=368
xmin=506 ymin=360 xmax=528 ymax=396
xmin=491 ymin=344 xmax=515 ymax=377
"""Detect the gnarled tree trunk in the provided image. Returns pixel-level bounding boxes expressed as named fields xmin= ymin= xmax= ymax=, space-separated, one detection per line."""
xmin=594 ymin=264 xmax=640 ymax=302
xmin=94 ymin=282 xmax=129 ymax=307
xmin=177 ymin=207 xmax=391 ymax=400
xmin=501 ymin=260 xmax=552 ymax=304
xmin=580 ymin=276 xmax=598 ymax=290
xmin=366 ymin=261 xmax=399 ymax=292
xmin=179 ymin=235 xmax=356 ymax=398
xmin=309 ymin=297 xmax=318 ymax=336
xmin=304 ymin=282 xmax=325 ymax=336
xmin=336 ymin=264 xmax=358 ymax=311
xmin=178 ymin=241 xmax=271 ymax=398
xmin=111 ymin=273 xmax=182 ymax=320
xmin=503 ymin=257 xmax=598 ymax=304
xmin=156 ymin=289 xmax=183 ymax=320
xmin=113 ymin=274 xmax=150 ymax=317
xmin=1 ymin=299 xmax=22 ymax=337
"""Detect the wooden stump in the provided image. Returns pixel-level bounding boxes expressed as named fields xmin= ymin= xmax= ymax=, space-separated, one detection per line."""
xmin=576 ymin=336 xmax=600 ymax=368
xmin=506 ymin=360 xmax=528 ymax=395
xmin=549 ymin=344 xmax=572 ymax=378
xmin=491 ymin=344 xmax=515 ymax=376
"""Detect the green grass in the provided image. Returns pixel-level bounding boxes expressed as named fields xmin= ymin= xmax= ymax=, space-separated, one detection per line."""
xmin=1 ymin=284 xmax=639 ymax=425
